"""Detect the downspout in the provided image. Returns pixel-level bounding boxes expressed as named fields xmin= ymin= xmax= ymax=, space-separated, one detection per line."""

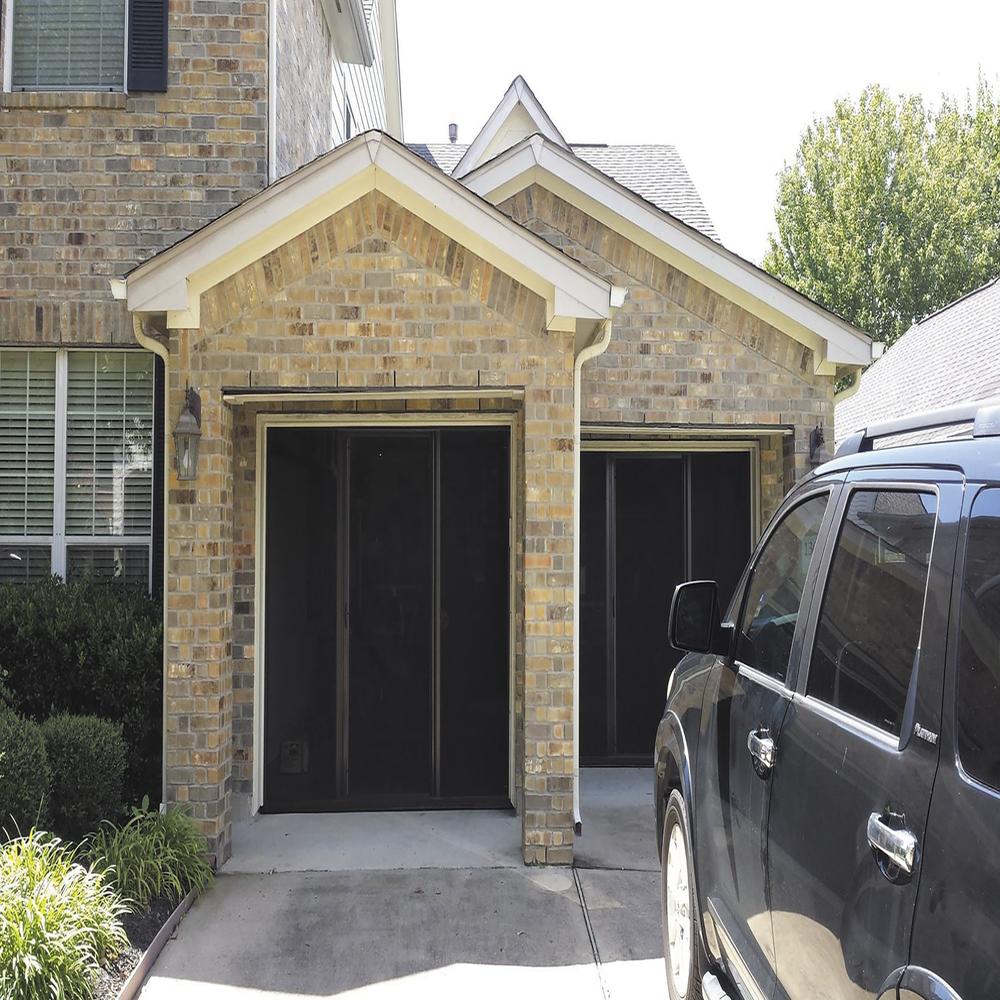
xmin=572 ymin=314 xmax=616 ymax=833
xmin=131 ymin=314 xmax=170 ymax=813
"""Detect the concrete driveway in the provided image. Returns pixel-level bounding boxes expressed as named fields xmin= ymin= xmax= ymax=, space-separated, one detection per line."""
xmin=139 ymin=769 xmax=665 ymax=999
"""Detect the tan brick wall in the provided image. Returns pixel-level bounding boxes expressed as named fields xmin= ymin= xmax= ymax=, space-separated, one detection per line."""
xmin=500 ymin=185 xmax=836 ymax=522
xmin=0 ymin=0 xmax=268 ymax=347
xmin=166 ymin=192 xmax=578 ymax=864
xmin=274 ymin=0 xmax=334 ymax=178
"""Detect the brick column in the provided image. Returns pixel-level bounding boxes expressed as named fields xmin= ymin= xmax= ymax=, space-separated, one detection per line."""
xmin=521 ymin=368 xmax=576 ymax=864
xmin=164 ymin=343 xmax=235 ymax=867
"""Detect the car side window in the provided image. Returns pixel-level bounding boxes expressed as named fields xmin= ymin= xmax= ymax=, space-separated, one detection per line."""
xmin=957 ymin=488 xmax=1000 ymax=791
xmin=736 ymin=492 xmax=829 ymax=681
xmin=807 ymin=489 xmax=937 ymax=735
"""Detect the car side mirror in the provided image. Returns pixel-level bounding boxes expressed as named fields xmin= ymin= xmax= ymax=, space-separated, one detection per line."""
xmin=668 ymin=581 xmax=733 ymax=655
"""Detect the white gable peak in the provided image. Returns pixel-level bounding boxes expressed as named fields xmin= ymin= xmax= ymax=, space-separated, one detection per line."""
xmin=452 ymin=76 xmax=569 ymax=179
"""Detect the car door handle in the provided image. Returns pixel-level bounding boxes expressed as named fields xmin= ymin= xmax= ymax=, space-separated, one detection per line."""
xmin=747 ymin=728 xmax=776 ymax=776
xmin=867 ymin=812 xmax=918 ymax=875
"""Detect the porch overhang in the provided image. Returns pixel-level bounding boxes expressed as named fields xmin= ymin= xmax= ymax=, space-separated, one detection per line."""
xmin=111 ymin=132 xmax=625 ymax=336
xmin=462 ymin=135 xmax=874 ymax=377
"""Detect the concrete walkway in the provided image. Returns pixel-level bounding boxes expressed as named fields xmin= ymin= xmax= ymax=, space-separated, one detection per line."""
xmin=139 ymin=768 xmax=665 ymax=999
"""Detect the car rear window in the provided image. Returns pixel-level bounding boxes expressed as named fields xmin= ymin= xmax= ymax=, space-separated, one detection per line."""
xmin=807 ymin=489 xmax=937 ymax=735
xmin=957 ymin=488 xmax=1000 ymax=791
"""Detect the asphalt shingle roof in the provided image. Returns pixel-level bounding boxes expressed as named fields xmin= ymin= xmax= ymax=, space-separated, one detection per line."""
xmin=835 ymin=276 xmax=1000 ymax=446
xmin=407 ymin=141 xmax=719 ymax=241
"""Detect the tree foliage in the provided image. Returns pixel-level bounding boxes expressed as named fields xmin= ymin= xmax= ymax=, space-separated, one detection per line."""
xmin=764 ymin=80 xmax=1000 ymax=347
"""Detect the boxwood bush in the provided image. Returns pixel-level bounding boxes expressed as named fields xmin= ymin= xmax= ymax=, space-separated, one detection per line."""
xmin=0 ymin=578 xmax=162 ymax=806
xmin=0 ymin=710 xmax=49 ymax=836
xmin=42 ymin=715 xmax=127 ymax=841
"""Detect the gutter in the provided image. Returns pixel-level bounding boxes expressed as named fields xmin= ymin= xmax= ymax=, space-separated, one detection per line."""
xmin=130 ymin=313 xmax=170 ymax=811
xmin=571 ymin=314 xmax=617 ymax=834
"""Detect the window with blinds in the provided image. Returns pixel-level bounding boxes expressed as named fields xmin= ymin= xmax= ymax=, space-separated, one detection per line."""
xmin=0 ymin=351 xmax=56 ymax=536
xmin=0 ymin=349 xmax=155 ymax=589
xmin=66 ymin=351 xmax=153 ymax=537
xmin=11 ymin=0 xmax=127 ymax=91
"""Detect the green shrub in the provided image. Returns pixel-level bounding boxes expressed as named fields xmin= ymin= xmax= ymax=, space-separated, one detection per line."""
xmin=0 ymin=578 xmax=162 ymax=805
xmin=42 ymin=714 xmax=127 ymax=840
xmin=89 ymin=800 xmax=212 ymax=908
xmin=0 ymin=830 xmax=128 ymax=1000
xmin=0 ymin=710 xmax=49 ymax=836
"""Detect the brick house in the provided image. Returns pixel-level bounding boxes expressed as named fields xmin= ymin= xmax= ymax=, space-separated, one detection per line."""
xmin=1 ymin=4 xmax=871 ymax=866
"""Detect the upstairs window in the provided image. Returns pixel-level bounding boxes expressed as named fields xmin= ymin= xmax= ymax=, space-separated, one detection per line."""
xmin=6 ymin=0 xmax=168 ymax=92
xmin=11 ymin=0 xmax=126 ymax=90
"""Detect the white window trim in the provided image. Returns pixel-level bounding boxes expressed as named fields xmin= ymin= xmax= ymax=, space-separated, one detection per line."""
xmin=0 ymin=348 xmax=155 ymax=590
xmin=2 ymin=0 xmax=130 ymax=93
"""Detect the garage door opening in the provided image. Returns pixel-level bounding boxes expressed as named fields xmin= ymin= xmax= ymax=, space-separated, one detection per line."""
xmin=581 ymin=449 xmax=753 ymax=764
xmin=262 ymin=426 xmax=511 ymax=812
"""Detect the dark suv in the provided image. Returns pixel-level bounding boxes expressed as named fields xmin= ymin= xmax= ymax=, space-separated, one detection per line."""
xmin=654 ymin=401 xmax=1000 ymax=1000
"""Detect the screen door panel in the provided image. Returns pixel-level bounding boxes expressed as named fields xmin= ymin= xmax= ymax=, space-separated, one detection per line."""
xmin=346 ymin=434 xmax=434 ymax=798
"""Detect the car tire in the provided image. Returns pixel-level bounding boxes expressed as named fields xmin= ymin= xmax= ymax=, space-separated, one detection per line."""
xmin=661 ymin=789 xmax=704 ymax=1000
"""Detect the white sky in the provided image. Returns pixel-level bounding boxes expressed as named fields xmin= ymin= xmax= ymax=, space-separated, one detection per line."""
xmin=397 ymin=0 xmax=1000 ymax=264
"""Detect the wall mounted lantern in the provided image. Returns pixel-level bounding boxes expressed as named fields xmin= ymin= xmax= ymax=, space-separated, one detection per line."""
xmin=173 ymin=386 xmax=202 ymax=481
xmin=809 ymin=422 xmax=825 ymax=465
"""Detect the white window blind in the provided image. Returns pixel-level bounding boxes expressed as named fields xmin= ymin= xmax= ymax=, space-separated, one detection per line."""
xmin=0 ymin=351 xmax=56 ymax=535
xmin=66 ymin=351 xmax=153 ymax=537
xmin=11 ymin=0 xmax=126 ymax=91
xmin=0 ymin=349 xmax=155 ymax=589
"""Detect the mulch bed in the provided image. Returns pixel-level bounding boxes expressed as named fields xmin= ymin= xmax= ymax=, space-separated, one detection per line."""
xmin=93 ymin=896 xmax=177 ymax=1000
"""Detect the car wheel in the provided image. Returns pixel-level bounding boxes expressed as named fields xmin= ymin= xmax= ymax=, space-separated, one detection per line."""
xmin=661 ymin=789 xmax=703 ymax=1000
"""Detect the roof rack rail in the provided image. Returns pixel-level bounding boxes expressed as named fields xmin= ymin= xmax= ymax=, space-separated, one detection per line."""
xmin=836 ymin=397 xmax=1000 ymax=457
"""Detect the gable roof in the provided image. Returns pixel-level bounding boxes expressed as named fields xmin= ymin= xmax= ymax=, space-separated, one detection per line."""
xmin=113 ymin=131 xmax=624 ymax=335
xmin=409 ymin=142 xmax=719 ymax=240
xmin=450 ymin=76 xmax=569 ymax=180
xmin=835 ymin=276 xmax=1000 ymax=446
xmin=463 ymin=134 xmax=872 ymax=373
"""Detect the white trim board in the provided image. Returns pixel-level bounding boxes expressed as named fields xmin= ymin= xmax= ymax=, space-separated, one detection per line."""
xmin=462 ymin=135 xmax=873 ymax=373
xmin=115 ymin=131 xmax=624 ymax=333
xmin=451 ymin=75 xmax=569 ymax=180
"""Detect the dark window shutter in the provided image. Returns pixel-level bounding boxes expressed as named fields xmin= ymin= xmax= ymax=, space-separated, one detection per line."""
xmin=127 ymin=0 xmax=168 ymax=92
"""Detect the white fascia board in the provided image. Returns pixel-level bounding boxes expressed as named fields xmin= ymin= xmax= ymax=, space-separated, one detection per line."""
xmin=375 ymin=142 xmax=613 ymax=322
xmin=122 ymin=132 xmax=617 ymax=329
xmin=464 ymin=137 xmax=873 ymax=368
xmin=451 ymin=76 xmax=569 ymax=180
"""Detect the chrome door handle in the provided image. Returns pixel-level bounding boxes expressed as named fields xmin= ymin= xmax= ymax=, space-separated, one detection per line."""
xmin=747 ymin=728 xmax=776 ymax=775
xmin=867 ymin=812 xmax=918 ymax=875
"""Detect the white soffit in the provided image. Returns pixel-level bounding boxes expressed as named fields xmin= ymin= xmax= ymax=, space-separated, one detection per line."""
xmin=463 ymin=136 xmax=873 ymax=371
xmin=451 ymin=76 xmax=570 ymax=180
xmin=115 ymin=132 xmax=622 ymax=331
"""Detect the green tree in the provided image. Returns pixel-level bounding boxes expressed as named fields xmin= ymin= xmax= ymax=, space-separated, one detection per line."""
xmin=764 ymin=80 xmax=1000 ymax=348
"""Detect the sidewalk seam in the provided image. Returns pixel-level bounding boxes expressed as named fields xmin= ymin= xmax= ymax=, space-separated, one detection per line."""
xmin=573 ymin=866 xmax=613 ymax=1000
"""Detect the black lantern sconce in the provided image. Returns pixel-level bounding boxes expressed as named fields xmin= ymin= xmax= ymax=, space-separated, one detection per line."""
xmin=173 ymin=386 xmax=202 ymax=481
xmin=809 ymin=422 xmax=825 ymax=465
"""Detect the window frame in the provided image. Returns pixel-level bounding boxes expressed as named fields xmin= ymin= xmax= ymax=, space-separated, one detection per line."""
xmin=795 ymin=479 xmax=942 ymax=747
xmin=2 ymin=0 xmax=130 ymax=93
xmin=730 ymin=482 xmax=840 ymax=690
xmin=0 ymin=348 xmax=154 ymax=589
xmin=953 ymin=483 xmax=1000 ymax=794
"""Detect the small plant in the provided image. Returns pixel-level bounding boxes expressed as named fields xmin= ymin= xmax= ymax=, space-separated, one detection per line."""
xmin=42 ymin=714 xmax=127 ymax=841
xmin=0 ymin=709 xmax=49 ymax=836
xmin=0 ymin=830 xmax=128 ymax=1000
xmin=89 ymin=799 xmax=212 ymax=908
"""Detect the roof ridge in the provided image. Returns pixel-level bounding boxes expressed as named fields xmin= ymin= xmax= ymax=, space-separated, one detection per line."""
xmin=917 ymin=273 xmax=1000 ymax=325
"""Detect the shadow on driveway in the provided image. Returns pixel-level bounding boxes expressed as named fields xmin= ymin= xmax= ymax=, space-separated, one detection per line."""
xmin=140 ymin=768 xmax=665 ymax=998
